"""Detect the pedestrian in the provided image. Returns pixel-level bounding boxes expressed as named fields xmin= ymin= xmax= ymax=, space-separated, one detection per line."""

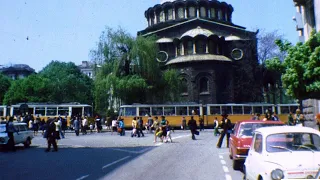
xmin=118 ymin=118 xmax=125 ymax=136
xmin=199 ymin=117 xmax=204 ymax=131
xmin=213 ymin=117 xmax=220 ymax=136
xmin=137 ymin=117 xmax=144 ymax=137
xmin=181 ymin=117 xmax=186 ymax=130
xmin=147 ymin=115 xmax=153 ymax=133
xmin=111 ymin=118 xmax=117 ymax=135
xmin=73 ymin=117 xmax=80 ymax=136
xmin=6 ymin=117 xmax=19 ymax=152
xmin=216 ymin=113 xmax=232 ymax=148
xmin=44 ymin=118 xmax=58 ymax=152
xmin=187 ymin=116 xmax=198 ymax=140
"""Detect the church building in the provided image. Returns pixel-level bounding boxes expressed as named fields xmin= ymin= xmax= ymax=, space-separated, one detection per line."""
xmin=138 ymin=0 xmax=262 ymax=104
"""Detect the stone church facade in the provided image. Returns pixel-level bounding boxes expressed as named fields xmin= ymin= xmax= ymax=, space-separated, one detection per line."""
xmin=138 ymin=0 xmax=262 ymax=104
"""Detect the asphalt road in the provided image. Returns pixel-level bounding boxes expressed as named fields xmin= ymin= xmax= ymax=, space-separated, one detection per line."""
xmin=0 ymin=130 xmax=244 ymax=180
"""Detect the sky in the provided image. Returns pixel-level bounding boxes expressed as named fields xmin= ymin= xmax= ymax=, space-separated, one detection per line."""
xmin=0 ymin=0 xmax=298 ymax=72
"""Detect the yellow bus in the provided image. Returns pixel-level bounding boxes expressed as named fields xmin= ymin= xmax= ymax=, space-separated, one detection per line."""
xmin=118 ymin=103 xmax=299 ymax=128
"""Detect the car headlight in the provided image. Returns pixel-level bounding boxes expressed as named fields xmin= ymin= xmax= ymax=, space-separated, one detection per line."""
xmin=271 ymin=169 xmax=284 ymax=180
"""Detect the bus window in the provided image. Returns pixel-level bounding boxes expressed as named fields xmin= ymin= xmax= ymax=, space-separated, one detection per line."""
xmin=232 ymin=106 xmax=243 ymax=114
xmin=164 ymin=107 xmax=175 ymax=116
xmin=13 ymin=108 xmax=20 ymax=116
xmin=46 ymin=108 xmax=57 ymax=116
xmin=58 ymin=107 xmax=69 ymax=116
xmin=289 ymin=106 xmax=298 ymax=114
xmin=244 ymin=106 xmax=252 ymax=114
xmin=124 ymin=107 xmax=136 ymax=116
xmin=221 ymin=106 xmax=232 ymax=115
xmin=253 ymin=106 xmax=263 ymax=114
xmin=84 ymin=107 xmax=92 ymax=117
xmin=35 ymin=107 xmax=45 ymax=116
xmin=210 ymin=106 xmax=221 ymax=115
xmin=0 ymin=107 xmax=4 ymax=116
xmin=139 ymin=107 xmax=150 ymax=116
xmin=189 ymin=106 xmax=199 ymax=115
xmin=152 ymin=107 xmax=163 ymax=116
xmin=176 ymin=107 xmax=187 ymax=116
xmin=263 ymin=106 xmax=273 ymax=114
xmin=280 ymin=106 xmax=290 ymax=114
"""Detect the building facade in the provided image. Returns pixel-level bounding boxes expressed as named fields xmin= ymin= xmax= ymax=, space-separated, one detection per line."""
xmin=0 ymin=64 xmax=35 ymax=80
xmin=138 ymin=0 xmax=262 ymax=104
xmin=293 ymin=0 xmax=320 ymax=121
xmin=293 ymin=0 xmax=320 ymax=42
xmin=78 ymin=61 xmax=96 ymax=79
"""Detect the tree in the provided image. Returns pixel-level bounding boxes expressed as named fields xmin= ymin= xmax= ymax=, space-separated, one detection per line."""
xmin=3 ymin=74 xmax=50 ymax=105
xmin=4 ymin=61 xmax=94 ymax=105
xmin=40 ymin=61 xmax=94 ymax=104
xmin=0 ymin=74 xmax=11 ymax=104
xmin=91 ymin=27 xmax=181 ymax=114
xmin=257 ymin=29 xmax=293 ymax=104
xmin=265 ymin=30 xmax=320 ymax=108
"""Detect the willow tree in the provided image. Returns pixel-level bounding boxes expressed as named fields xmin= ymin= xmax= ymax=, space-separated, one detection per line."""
xmin=91 ymin=27 xmax=181 ymax=114
xmin=265 ymin=30 xmax=320 ymax=108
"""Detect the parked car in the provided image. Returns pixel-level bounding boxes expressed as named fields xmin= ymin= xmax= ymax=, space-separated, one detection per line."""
xmin=244 ymin=126 xmax=320 ymax=180
xmin=229 ymin=120 xmax=285 ymax=170
xmin=0 ymin=122 xmax=34 ymax=148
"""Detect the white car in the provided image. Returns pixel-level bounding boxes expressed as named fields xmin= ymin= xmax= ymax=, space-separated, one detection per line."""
xmin=244 ymin=126 xmax=320 ymax=180
xmin=0 ymin=122 xmax=34 ymax=148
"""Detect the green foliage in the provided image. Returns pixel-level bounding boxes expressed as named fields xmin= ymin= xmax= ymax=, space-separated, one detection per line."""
xmin=0 ymin=74 xmax=11 ymax=104
xmin=92 ymin=27 xmax=182 ymax=111
xmin=3 ymin=75 xmax=50 ymax=105
xmin=4 ymin=61 xmax=94 ymax=105
xmin=265 ymin=30 xmax=320 ymax=102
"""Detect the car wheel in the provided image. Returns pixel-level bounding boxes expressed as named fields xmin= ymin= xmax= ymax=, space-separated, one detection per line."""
xmin=232 ymin=160 xmax=241 ymax=170
xmin=24 ymin=138 xmax=31 ymax=148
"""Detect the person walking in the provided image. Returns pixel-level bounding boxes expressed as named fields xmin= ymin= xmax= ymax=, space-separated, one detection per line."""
xmin=213 ymin=117 xmax=220 ymax=136
xmin=187 ymin=116 xmax=197 ymax=140
xmin=73 ymin=117 xmax=80 ymax=136
xmin=217 ymin=113 xmax=232 ymax=148
xmin=44 ymin=118 xmax=58 ymax=152
xmin=6 ymin=117 xmax=19 ymax=152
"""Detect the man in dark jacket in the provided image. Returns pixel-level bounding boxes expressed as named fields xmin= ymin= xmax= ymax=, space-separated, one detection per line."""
xmin=187 ymin=116 xmax=197 ymax=140
xmin=6 ymin=117 xmax=18 ymax=151
xmin=217 ymin=113 xmax=232 ymax=148
xmin=44 ymin=118 xmax=58 ymax=152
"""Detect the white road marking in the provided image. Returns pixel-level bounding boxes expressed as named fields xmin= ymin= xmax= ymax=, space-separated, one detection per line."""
xmin=222 ymin=166 xmax=229 ymax=173
xmin=102 ymin=156 xmax=131 ymax=169
xmin=76 ymin=175 xmax=89 ymax=180
xmin=110 ymin=148 xmax=142 ymax=154
xmin=225 ymin=174 xmax=232 ymax=180
xmin=220 ymin=159 xmax=226 ymax=165
xmin=219 ymin=155 xmax=223 ymax=159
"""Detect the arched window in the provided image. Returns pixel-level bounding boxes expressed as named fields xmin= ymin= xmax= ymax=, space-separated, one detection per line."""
xmin=217 ymin=44 xmax=221 ymax=55
xmin=225 ymin=12 xmax=228 ymax=21
xmin=181 ymin=78 xmax=188 ymax=94
xmin=167 ymin=9 xmax=173 ymax=20
xmin=188 ymin=7 xmax=196 ymax=18
xmin=210 ymin=8 xmax=216 ymax=19
xmin=186 ymin=41 xmax=193 ymax=55
xmin=159 ymin=11 xmax=165 ymax=22
xmin=199 ymin=77 xmax=209 ymax=93
xmin=196 ymin=40 xmax=206 ymax=54
xmin=177 ymin=7 xmax=184 ymax=19
xmin=200 ymin=7 xmax=207 ymax=18
xmin=217 ymin=10 xmax=222 ymax=20
xmin=208 ymin=40 xmax=216 ymax=54
xmin=178 ymin=42 xmax=183 ymax=55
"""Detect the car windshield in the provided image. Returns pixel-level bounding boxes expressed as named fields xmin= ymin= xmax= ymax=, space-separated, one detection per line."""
xmin=239 ymin=123 xmax=284 ymax=137
xmin=266 ymin=133 xmax=320 ymax=152
xmin=0 ymin=124 xmax=6 ymax=133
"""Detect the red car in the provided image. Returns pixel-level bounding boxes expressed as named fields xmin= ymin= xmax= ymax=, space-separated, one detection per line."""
xmin=229 ymin=120 xmax=285 ymax=170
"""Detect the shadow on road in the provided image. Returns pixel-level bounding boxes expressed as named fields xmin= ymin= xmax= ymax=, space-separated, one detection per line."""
xmin=0 ymin=145 xmax=156 ymax=180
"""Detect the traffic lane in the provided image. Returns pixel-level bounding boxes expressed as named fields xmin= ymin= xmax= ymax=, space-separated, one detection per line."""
xmin=0 ymin=146 xmax=155 ymax=180
xmin=101 ymin=132 xmax=242 ymax=180
xmin=31 ymin=130 xmax=189 ymax=148
xmin=217 ymin=151 xmax=245 ymax=180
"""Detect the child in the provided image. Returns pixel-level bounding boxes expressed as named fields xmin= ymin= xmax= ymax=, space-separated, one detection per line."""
xmin=165 ymin=124 xmax=172 ymax=143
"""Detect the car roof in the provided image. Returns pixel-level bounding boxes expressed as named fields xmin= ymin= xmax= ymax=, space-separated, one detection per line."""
xmin=237 ymin=120 xmax=284 ymax=124
xmin=254 ymin=126 xmax=320 ymax=135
